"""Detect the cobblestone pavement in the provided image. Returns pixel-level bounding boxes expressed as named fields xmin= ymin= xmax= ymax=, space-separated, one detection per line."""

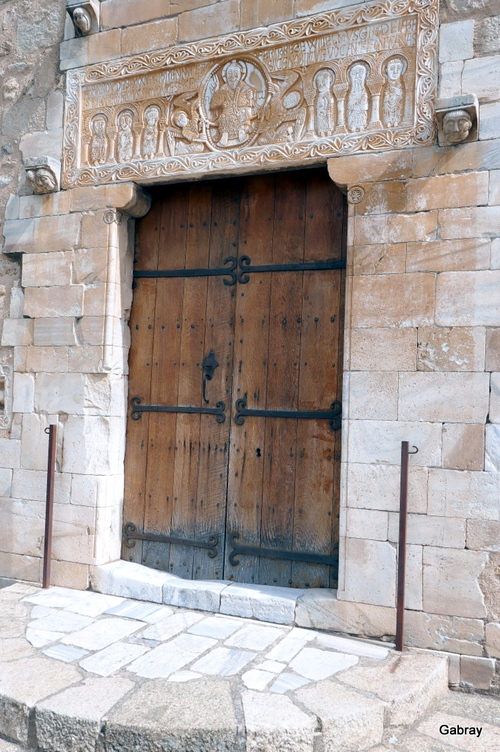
xmin=0 ymin=582 xmax=498 ymax=751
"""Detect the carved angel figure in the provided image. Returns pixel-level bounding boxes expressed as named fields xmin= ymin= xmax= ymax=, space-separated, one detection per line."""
xmin=210 ymin=60 xmax=258 ymax=147
xmin=314 ymin=68 xmax=336 ymax=137
xmin=170 ymin=109 xmax=205 ymax=154
xmin=117 ymin=110 xmax=134 ymax=162
xmin=382 ymin=56 xmax=406 ymax=128
xmin=89 ymin=115 xmax=108 ymax=165
xmin=347 ymin=62 xmax=369 ymax=133
xmin=142 ymin=106 xmax=160 ymax=159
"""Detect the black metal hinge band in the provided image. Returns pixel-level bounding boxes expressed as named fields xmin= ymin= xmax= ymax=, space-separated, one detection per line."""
xmin=234 ymin=395 xmax=342 ymax=431
xmin=123 ymin=523 xmax=219 ymax=558
xmin=133 ymin=254 xmax=346 ymax=286
xmin=229 ymin=532 xmax=338 ymax=569
xmin=131 ymin=396 xmax=226 ymax=423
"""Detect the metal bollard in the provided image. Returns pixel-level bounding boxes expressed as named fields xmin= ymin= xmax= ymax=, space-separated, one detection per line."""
xmin=42 ymin=424 xmax=57 ymax=589
xmin=395 ymin=441 xmax=418 ymax=652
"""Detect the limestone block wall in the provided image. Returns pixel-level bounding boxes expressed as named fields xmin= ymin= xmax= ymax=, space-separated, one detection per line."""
xmin=0 ymin=0 xmax=499 ymax=681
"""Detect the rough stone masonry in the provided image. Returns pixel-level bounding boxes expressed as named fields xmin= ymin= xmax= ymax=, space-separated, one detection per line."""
xmin=0 ymin=0 xmax=500 ymax=694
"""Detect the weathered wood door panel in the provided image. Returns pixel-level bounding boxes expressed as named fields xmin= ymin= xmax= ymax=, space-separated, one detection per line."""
xmin=123 ymin=168 xmax=346 ymax=588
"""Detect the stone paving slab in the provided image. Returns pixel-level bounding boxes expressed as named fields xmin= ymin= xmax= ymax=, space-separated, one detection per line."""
xmin=0 ymin=583 xmax=470 ymax=752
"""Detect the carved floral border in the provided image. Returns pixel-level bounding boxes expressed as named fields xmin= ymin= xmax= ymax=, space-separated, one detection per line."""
xmin=62 ymin=0 xmax=438 ymax=187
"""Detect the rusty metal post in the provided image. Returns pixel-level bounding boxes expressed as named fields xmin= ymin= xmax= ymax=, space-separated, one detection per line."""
xmin=396 ymin=441 xmax=418 ymax=651
xmin=42 ymin=424 xmax=57 ymax=589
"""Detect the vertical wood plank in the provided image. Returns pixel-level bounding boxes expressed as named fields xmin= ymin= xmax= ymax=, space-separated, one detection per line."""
xmin=168 ymin=183 xmax=212 ymax=578
xmin=193 ymin=180 xmax=238 ymax=579
xmin=141 ymin=184 xmax=189 ymax=572
xmin=258 ymin=172 xmax=306 ymax=587
xmin=122 ymin=197 xmax=162 ymax=565
xmin=225 ymin=174 xmax=275 ymax=583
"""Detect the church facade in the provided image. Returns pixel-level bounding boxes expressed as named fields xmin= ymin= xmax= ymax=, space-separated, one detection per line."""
xmin=0 ymin=0 xmax=499 ymax=691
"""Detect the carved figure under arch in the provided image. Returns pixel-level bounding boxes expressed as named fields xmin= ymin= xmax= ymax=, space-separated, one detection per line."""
xmin=117 ymin=110 xmax=134 ymax=162
xmin=347 ymin=62 xmax=370 ymax=133
xmin=381 ymin=55 xmax=407 ymax=128
xmin=89 ymin=115 xmax=108 ymax=165
xmin=313 ymin=68 xmax=336 ymax=137
xmin=142 ymin=106 xmax=161 ymax=159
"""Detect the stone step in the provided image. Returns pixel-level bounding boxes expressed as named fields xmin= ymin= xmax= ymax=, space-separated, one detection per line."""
xmin=0 ymin=583 xmax=450 ymax=752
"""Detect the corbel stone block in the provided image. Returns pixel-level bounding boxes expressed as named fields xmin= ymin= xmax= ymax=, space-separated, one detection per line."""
xmin=436 ymin=94 xmax=479 ymax=146
xmin=24 ymin=156 xmax=61 ymax=194
xmin=66 ymin=0 xmax=100 ymax=36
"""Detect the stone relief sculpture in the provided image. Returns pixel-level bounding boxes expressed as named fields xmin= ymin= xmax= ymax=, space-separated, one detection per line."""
xmin=314 ymin=69 xmax=336 ymax=137
xmin=258 ymin=72 xmax=305 ymax=144
xmin=436 ymin=95 xmax=478 ymax=146
xmin=117 ymin=110 xmax=134 ymax=162
xmin=142 ymin=106 xmax=160 ymax=159
xmin=382 ymin=56 xmax=406 ymax=127
xmin=24 ymin=156 xmax=60 ymax=194
xmin=73 ymin=7 xmax=91 ymax=34
xmin=67 ymin=0 xmax=99 ymax=36
xmin=442 ymin=110 xmax=473 ymax=143
xmin=90 ymin=115 xmax=108 ymax=165
xmin=62 ymin=0 xmax=438 ymax=187
xmin=346 ymin=62 xmax=370 ymax=132
xmin=209 ymin=60 xmax=260 ymax=147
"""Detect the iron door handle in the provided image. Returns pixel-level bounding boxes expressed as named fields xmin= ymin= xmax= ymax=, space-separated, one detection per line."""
xmin=202 ymin=350 xmax=219 ymax=403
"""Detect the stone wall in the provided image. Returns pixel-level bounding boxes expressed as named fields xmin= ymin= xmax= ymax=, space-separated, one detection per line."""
xmin=1 ymin=0 xmax=500 ymax=689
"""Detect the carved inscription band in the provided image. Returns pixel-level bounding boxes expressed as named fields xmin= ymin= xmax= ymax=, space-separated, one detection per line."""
xmin=62 ymin=0 xmax=438 ymax=187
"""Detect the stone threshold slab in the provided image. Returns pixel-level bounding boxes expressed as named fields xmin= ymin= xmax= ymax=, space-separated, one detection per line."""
xmin=91 ymin=560 xmax=305 ymax=625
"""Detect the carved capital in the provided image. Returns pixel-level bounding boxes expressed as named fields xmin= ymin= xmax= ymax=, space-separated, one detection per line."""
xmin=66 ymin=0 xmax=99 ymax=36
xmin=24 ymin=156 xmax=61 ymax=194
xmin=436 ymin=95 xmax=478 ymax=147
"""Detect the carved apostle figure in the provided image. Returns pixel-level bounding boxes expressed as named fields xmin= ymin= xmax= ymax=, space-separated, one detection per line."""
xmin=347 ymin=62 xmax=369 ymax=133
xmin=90 ymin=115 xmax=108 ymax=165
xmin=210 ymin=60 xmax=258 ymax=147
xmin=382 ymin=56 xmax=406 ymax=128
xmin=314 ymin=68 xmax=336 ymax=137
xmin=73 ymin=7 xmax=92 ymax=35
xmin=142 ymin=106 xmax=160 ymax=159
xmin=442 ymin=109 xmax=473 ymax=144
xmin=117 ymin=110 xmax=134 ymax=162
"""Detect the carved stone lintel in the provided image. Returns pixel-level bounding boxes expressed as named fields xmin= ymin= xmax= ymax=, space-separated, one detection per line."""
xmin=63 ymin=0 xmax=438 ymax=188
xmin=24 ymin=156 xmax=61 ymax=194
xmin=436 ymin=95 xmax=478 ymax=147
xmin=66 ymin=0 xmax=100 ymax=36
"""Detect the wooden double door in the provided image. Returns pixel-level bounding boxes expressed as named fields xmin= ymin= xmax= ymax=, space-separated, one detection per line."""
xmin=123 ymin=168 xmax=346 ymax=589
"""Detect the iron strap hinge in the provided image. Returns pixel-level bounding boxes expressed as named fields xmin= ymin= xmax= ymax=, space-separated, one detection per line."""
xmin=134 ymin=254 xmax=346 ymax=286
xmin=235 ymin=395 xmax=342 ymax=431
xmin=123 ymin=523 xmax=219 ymax=558
xmin=229 ymin=532 xmax=338 ymax=569
xmin=131 ymin=396 xmax=226 ymax=423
